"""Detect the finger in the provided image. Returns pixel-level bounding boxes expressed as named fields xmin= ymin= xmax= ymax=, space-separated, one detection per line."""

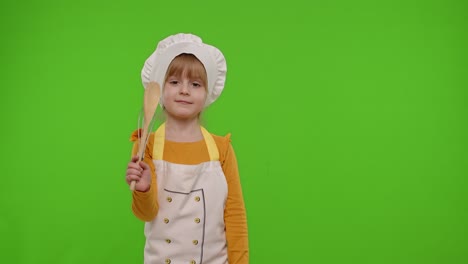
xmin=126 ymin=175 xmax=141 ymax=184
xmin=126 ymin=168 xmax=142 ymax=177
xmin=139 ymin=161 xmax=150 ymax=170
xmin=127 ymin=162 xmax=142 ymax=170
xmin=131 ymin=155 xmax=140 ymax=163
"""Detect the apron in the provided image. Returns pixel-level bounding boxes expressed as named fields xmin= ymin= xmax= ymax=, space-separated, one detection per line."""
xmin=144 ymin=123 xmax=229 ymax=264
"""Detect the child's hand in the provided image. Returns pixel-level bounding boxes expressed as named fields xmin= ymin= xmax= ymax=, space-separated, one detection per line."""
xmin=125 ymin=155 xmax=151 ymax=192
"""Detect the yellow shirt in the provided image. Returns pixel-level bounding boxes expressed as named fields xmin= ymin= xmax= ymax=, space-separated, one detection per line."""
xmin=129 ymin=129 xmax=249 ymax=264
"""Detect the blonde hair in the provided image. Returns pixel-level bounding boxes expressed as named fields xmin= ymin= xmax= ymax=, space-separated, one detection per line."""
xmin=164 ymin=53 xmax=208 ymax=89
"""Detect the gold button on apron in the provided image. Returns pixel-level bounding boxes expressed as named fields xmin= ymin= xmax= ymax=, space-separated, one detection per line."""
xmin=165 ymin=259 xmax=171 ymax=264
xmin=193 ymin=240 xmax=198 ymax=245
xmin=166 ymin=197 xmax=172 ymax=202
xmin=164 ymin=218 xmax=169 ymax=224
xmin=165 ymin=239 xmax=171 ymax=244
xmin=190 ymin=260 xmax=196 ymax=264
xmin=194 ymin=196 xmax=200 ymax=202
xmin=194 ymin=218 xmax=200 ymax=223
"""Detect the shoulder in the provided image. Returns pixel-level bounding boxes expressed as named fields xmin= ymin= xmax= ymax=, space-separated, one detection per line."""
xmin=211 ymin=132 xmax=232 ymax=150
xmin=210 ymin=132 xmax=233 ymax=163
xmin=129 ymin=129 xmax=143 ymax=142
xmin=129 ymin=129 xmax=155 ymax=157
xmin=129 ymin=129 xmax=155 ymax=144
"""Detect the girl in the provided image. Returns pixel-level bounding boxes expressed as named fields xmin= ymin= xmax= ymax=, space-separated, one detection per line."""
xmin=125 ymin=33 xmax=249 ymax=264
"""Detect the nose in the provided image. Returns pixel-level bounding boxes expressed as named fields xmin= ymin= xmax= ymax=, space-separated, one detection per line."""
xmin=179 ymin=82 xmax=190 ymax=95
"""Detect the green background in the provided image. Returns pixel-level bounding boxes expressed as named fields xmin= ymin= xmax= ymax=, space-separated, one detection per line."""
xmin=1 ymin=0 xmax=467 ymax=263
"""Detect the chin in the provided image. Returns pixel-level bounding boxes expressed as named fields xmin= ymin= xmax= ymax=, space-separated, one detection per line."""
xmin=170 ymin=111 xmax=199 ymax=120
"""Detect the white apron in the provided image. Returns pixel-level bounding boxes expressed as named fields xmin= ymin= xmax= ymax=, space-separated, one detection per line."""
xmin=144 ymin=123 xmax=229 ymax=264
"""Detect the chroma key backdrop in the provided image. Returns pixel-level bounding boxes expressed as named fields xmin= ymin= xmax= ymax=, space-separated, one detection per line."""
xmin=1 ymin=0 xmax=467 ymax=263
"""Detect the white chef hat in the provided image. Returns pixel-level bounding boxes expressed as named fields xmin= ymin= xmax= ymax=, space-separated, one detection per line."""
xmin=141 ymin=33 xmax=227 ymax=107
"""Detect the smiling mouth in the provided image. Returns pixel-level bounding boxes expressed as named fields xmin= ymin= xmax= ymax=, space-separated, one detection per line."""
xmin=175 ymin=100 xmax=193 ymax=104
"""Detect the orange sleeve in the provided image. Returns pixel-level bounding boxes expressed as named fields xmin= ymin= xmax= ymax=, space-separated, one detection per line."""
xmin=216 ymin=134 xmax=250 ymax=264
xmin=129 ymin=130 xmax=159 ymax=222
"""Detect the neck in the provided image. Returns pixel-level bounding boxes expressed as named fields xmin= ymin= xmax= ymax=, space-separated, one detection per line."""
xmin=165 ymin=116 xmax=203 ymax=142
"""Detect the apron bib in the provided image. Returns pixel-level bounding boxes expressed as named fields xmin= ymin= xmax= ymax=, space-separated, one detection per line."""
xmin=144 ymin=123 xmax=228 ymax=264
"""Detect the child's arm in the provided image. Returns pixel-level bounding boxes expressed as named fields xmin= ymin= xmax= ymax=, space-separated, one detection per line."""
xmin=129 ymin=130 xmax=159 ymax=222
xmin=220 ymin=135 xmax=249 ymax=264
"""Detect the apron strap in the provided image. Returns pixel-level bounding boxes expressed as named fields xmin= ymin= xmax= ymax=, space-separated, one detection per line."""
xmin=200 ymin=126 xmax=219 ymax=161
xmin=152 ymin=123 xmax=166 ymax=160
xmin=152 ymin=123 xmax=219 ymax=161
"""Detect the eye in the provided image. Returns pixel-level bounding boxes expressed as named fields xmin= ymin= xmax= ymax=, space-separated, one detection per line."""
xmin=192 ymin=81 xmax=204 ymax=88
xmin=168 ymin=80 xmax=178 ymax=85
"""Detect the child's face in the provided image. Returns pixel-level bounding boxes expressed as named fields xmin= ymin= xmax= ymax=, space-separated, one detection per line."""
xmin=163 ymin=75 xmax=207 ymax=120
